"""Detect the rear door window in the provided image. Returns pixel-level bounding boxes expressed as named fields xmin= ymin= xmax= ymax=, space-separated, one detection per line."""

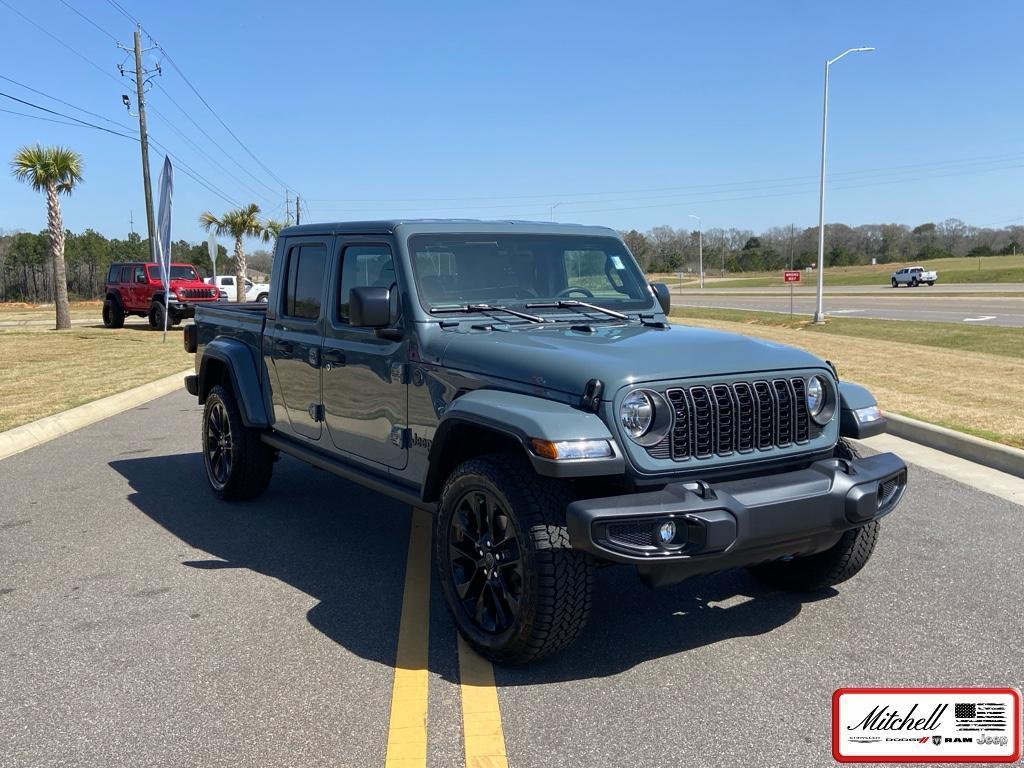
xmin=107 ymin=265 xmax=121 ymax=283
xmin=282 ymin=244 xmax=328 ymax=320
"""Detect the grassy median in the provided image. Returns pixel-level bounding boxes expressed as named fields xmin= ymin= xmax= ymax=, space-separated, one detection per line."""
xmin=670 ymin=307 xmax=1024 ymax=448
xmin=0 ymin=322 xmax=192 ymax=432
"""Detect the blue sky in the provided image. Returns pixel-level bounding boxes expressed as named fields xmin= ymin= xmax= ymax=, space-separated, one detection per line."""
xmin=1 ymin=0 xmax=1022 ymax=243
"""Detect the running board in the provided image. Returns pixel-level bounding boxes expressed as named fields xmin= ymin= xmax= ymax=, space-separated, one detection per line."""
xmin=261 ymin=433 xmax=434 ymax=513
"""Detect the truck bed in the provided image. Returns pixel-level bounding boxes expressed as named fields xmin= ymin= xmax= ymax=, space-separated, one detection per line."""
xmin=193 ymin=303 xmax=268 ymax=368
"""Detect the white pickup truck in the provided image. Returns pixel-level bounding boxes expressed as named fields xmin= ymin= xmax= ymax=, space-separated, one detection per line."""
xmin=204 ymin=275 xmax=271 ymax=302
xmin=891 ymin=266 xmax=937 ymax=287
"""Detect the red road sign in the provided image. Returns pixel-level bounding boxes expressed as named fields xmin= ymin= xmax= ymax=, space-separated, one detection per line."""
xmin=784 ymin=270 xmax=801 ymax=283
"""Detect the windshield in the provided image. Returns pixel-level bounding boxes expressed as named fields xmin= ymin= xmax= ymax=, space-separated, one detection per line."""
xmin=408 ymin=234 xmax=653 ymax=314
xmin=149 ymin=265 xmax=199 ymax=282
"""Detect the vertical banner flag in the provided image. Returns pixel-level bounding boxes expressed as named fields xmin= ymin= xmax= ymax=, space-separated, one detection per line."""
xmin=155 ymin=155 xmax=173 ymax=340
xmin=207 ymin=232 xmax=218 ymax=285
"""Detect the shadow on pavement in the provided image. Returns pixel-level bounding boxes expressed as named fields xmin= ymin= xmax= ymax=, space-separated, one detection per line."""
xmin=111 ymin=451 xmax=832 ymax=683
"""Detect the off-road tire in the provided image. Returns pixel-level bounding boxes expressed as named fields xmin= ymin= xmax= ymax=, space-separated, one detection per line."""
xmin=748 ymin=439 xmax=879 ymax=591
xmin=202 ymin=384 xmax=274 ymax=500
xmin=148 ymin=302 xmax=164 ymax=330
xmin=435 ymin=454 xmax=594 ymax=664
xmin=102 ymin=298 xmax=125 ymax=328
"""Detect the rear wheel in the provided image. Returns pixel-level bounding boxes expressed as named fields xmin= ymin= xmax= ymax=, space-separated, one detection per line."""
xmin=748 ymin=440 xmax=879 ymax=591
xmin=202 ymin=384 xmax=274 ymax=500
xmin=435 ymin=454 xmax=594 ymax=664
xmin=910 ymin=278 xmax=919 ymax=287
xmin=927 ymin=281 xmax=934 ymax=286
xmin=102 ymin=298 xmax=125 ymax=328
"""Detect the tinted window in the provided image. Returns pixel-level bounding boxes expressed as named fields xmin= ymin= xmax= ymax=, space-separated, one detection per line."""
xmin=222 ymin=276 xmax=234 ymax=286
xmin=120 ymin=266 xmax=132 ymax=283
xmin=338 ymin=245 xmax=395 ymax=322
xmin=107 ymin=265 xmax=121 ymax=283
xmin=283 ymin=244 xmax=327 ymax=319
xmin=134 ymin=266 xmax=147 ymax=283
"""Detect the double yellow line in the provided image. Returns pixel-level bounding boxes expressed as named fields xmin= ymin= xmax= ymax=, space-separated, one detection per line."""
xmin=384 ymin=507 xmax=509 ymax=768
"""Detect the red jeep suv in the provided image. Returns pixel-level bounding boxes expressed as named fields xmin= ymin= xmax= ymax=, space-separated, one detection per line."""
xmin=102 ymin=262 xmax=219 ymax=329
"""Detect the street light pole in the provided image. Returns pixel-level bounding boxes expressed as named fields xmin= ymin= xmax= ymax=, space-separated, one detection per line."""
xmin=689 ymin=214 xmax=703 ymax=289
xmin=813 ymin=46 xmax=874 ymax=324
xmin=549 ymin=202 xmax=563 ymax=222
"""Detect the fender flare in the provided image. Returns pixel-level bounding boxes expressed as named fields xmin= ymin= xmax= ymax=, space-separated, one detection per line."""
xmin=838 ymin=381 xmax=886 ymax=439
xmin=422 ymin=389 xmax=623 ymax=502
xmin=198 ymin=337 xmax=270 ymax=428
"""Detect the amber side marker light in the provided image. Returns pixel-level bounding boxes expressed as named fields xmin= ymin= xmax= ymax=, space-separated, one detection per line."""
xmin=529 ymin=438 xmax=613 ymax=460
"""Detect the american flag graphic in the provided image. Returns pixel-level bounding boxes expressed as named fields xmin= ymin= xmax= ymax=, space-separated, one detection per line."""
xmin=954 ymin=702 xmax=1007 ymax=731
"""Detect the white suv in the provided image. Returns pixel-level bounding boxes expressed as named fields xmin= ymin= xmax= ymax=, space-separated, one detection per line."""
xmin=891 ymin=266 xmax=937 ymax=287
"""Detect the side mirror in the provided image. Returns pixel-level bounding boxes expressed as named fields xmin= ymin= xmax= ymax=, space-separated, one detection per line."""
xmin=651 ymin=282 xmax=671 ymax=315
xmin=349 ymin=285 xmax=391 ymax=328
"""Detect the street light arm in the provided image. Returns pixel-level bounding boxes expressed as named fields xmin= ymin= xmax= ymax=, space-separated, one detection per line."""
xmin=827 ymin=46 xmax=875 ymax=66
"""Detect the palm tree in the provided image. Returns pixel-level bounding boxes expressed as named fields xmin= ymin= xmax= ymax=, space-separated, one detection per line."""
xmin=11 ymin=144 xmax=84 ymax=329
xmin=199 ymin=204 xmax=270 ymax=302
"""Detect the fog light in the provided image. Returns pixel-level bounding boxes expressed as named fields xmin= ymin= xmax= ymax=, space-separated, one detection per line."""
xmin=656 ymin=520 xmax=676 ymax=546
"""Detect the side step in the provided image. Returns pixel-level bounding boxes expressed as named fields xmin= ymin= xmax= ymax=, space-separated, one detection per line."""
xmin=261 ymin=433 xmax=435 ymax=513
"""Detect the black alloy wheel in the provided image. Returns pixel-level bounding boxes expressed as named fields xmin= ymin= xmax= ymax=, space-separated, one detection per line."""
xmin=204 ymin=399 xmax=233 ymax=490
xmin=447 ymin=488 xmax=525 ymax=634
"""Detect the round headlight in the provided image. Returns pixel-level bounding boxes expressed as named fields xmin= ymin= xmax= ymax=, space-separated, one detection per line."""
xmin=806 ymin=375 xmax=826 ymax=418
xmin=620 ymin=390 xmax=654 ymax=438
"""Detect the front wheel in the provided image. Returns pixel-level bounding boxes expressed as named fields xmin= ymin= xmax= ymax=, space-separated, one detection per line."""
xmin=435 ymin=454 xmax=594 ymax=664
xmin=748 ymin=439 xmax=879 ymax=590
xmin=148 ymin=302 xmax=164 ymax=330
xmin=927 ymin=281 xmax=934 ymax=286
xmin=891 ymin=279 xmax=898 ymax=288
xmin=202 ymin=384 xmax=274 ymax=500
xmin=256 ymin=293 xmax=269 ymax=304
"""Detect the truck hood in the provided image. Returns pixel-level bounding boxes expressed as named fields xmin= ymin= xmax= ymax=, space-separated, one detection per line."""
xmin=439 ymin=322 xmax=827 ymax=396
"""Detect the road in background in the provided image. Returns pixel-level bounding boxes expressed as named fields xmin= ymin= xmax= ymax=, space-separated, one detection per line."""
xmin=677 ymin=291 xmax=1024 ymax=326
xmin=1 ymin=391 xmax=1022 ymax=767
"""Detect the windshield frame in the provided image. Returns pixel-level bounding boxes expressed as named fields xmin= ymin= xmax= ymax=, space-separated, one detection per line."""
xmin=147 ymin=264 xmax=200 ymax=282
xmin=406 ymin=232 xmax=656 ymax=321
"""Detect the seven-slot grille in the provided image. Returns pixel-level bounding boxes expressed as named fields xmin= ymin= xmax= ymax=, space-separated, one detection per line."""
xmin=178 ymin=288 xmax=217 ymax=299
xmin=659 ymin=377 xmax=815 ymax=461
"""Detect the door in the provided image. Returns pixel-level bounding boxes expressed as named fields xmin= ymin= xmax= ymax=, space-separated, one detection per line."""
xmin=321 ymin=240 xmax=408 ymax=469
xmin=118 ymin=266 xmax=135 ymax=310
xmin=265 ymin=238 xmax=330 ymax=441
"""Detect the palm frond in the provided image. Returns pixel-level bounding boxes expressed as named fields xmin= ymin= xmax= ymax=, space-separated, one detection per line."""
xmin=10 ymin=144 xmax=84 ymax=194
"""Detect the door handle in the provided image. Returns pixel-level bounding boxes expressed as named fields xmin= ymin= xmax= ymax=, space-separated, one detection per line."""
xmin=322 ymin=350 xmax=346 ymax=367
xmin=274 ymin=339 xmax=293 ymax=357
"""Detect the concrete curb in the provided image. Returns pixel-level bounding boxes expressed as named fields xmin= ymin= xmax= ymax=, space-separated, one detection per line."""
xmin=0 ymin=370 xmax=191 ymax=462
xmin=884 ymin=412 xmax=1024 ymax=480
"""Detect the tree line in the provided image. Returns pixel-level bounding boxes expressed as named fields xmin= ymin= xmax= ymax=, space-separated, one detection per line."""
xmin=622 ymin=219 xmax=1024 ymax=274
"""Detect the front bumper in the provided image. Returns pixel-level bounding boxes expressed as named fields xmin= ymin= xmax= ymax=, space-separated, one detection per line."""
xmin=566 ymin=452 xmax=907 ymax=586
xmin=168 ymin=300 xmax=218 ymax=318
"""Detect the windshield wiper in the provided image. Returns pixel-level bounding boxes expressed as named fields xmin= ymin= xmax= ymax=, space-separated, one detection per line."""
xmin=429 ymin=304 xmax=545 ymax=323
xmin=525 ymin=299 xmax=630 ymax=321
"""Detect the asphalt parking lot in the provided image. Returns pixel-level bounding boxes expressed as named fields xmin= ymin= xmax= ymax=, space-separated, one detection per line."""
xmin=1 ymin=389 xmax=1022 ymax=767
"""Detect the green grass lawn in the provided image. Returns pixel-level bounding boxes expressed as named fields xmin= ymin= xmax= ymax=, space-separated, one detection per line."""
xmin=669 ymin=306 xmax=1024 ymax=359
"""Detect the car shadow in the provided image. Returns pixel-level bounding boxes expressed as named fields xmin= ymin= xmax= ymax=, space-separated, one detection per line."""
xmin=110 ymin=451 xmax=833 ymax=683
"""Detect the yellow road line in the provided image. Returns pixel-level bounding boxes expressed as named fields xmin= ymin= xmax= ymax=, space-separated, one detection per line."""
xmin=457 ymin=634 xmax=509 ymax=768
xmin=384 ymin=507 xmax=433 ymax=768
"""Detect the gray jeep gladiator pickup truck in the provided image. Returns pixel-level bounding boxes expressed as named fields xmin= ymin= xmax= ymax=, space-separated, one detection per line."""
xmin=184 ymin=219 xmax=907 ymax=664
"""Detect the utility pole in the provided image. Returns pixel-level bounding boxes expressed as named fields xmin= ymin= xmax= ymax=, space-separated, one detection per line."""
xmin=118 ymin=28 xmax=160 ymax=261
xmin=295 ymin=195 xmax=301 ymax=225
xmin=285 ymin=191 xmax=292 ymax=225
xmin=129 ymin=210 xmax=135 ymax=236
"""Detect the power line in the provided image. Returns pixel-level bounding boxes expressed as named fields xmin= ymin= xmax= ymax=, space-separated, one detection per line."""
xmin=0 ymin=89 xmax=138 ymax=139
xmin=152 ymin=82 xmax=281 ymax=198
xmin=56 ymin=0 xmax=118 ymax=42
xmin=0 ymin=73 xmax=131 ymax=130
xmin=0 ymin=106 xmax=85 ymax=128
xmin=155 ymin=47 xmax=293 ymax=192
xmin=103 ymin=0 xmax=139 ymax=26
